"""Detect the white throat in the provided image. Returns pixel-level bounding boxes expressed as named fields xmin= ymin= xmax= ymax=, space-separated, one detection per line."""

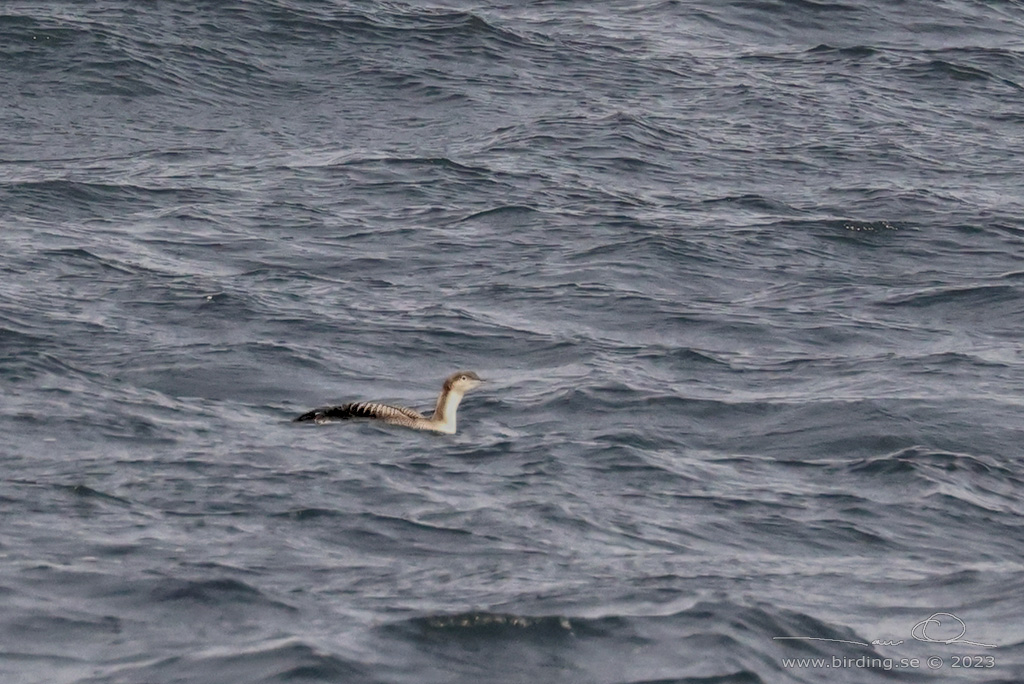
xmin=431 ymin=387 xmax=466 ymax=434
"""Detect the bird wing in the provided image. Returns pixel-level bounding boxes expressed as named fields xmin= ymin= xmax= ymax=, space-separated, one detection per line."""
xmin=295 ymin=401 xmax=425 ymax=424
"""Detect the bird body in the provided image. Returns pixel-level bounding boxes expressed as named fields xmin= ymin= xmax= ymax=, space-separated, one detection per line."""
xmin=294 ymin=371 xmax=483 ymax=434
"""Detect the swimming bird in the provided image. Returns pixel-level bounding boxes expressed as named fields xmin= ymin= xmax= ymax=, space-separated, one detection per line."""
xmin=294 ymin=371 xmax=484 ymax=434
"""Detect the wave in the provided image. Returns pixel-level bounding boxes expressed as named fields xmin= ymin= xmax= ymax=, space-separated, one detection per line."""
xmin=383 ymin=601 xmax=905 ymax=683
xmin=81 ymin=637 xmax=378 ymax=684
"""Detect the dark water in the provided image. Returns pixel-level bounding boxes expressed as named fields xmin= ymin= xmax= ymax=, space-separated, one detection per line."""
xmin=3 ymin=1 xmax=1024 ymax=682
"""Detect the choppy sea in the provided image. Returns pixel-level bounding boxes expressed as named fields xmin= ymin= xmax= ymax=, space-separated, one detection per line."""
xmin=3 ymin=1 xmax=1024 ymax=682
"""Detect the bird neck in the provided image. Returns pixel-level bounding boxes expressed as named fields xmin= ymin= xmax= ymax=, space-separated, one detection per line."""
xmin=431 ymin=386 xmax=465 ymax=431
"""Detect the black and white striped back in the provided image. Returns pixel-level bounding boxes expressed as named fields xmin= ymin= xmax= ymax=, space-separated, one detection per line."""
xmin=294 ymin=401 xmax=425 ymax=426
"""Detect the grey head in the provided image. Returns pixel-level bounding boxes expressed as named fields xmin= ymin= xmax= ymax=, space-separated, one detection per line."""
xmin=444 ymin=370 xmax=484 ymax=394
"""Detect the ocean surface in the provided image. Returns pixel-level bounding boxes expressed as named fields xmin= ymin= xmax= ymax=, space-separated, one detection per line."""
xmin=2 ymin=1 xmax=1024 ymax=682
